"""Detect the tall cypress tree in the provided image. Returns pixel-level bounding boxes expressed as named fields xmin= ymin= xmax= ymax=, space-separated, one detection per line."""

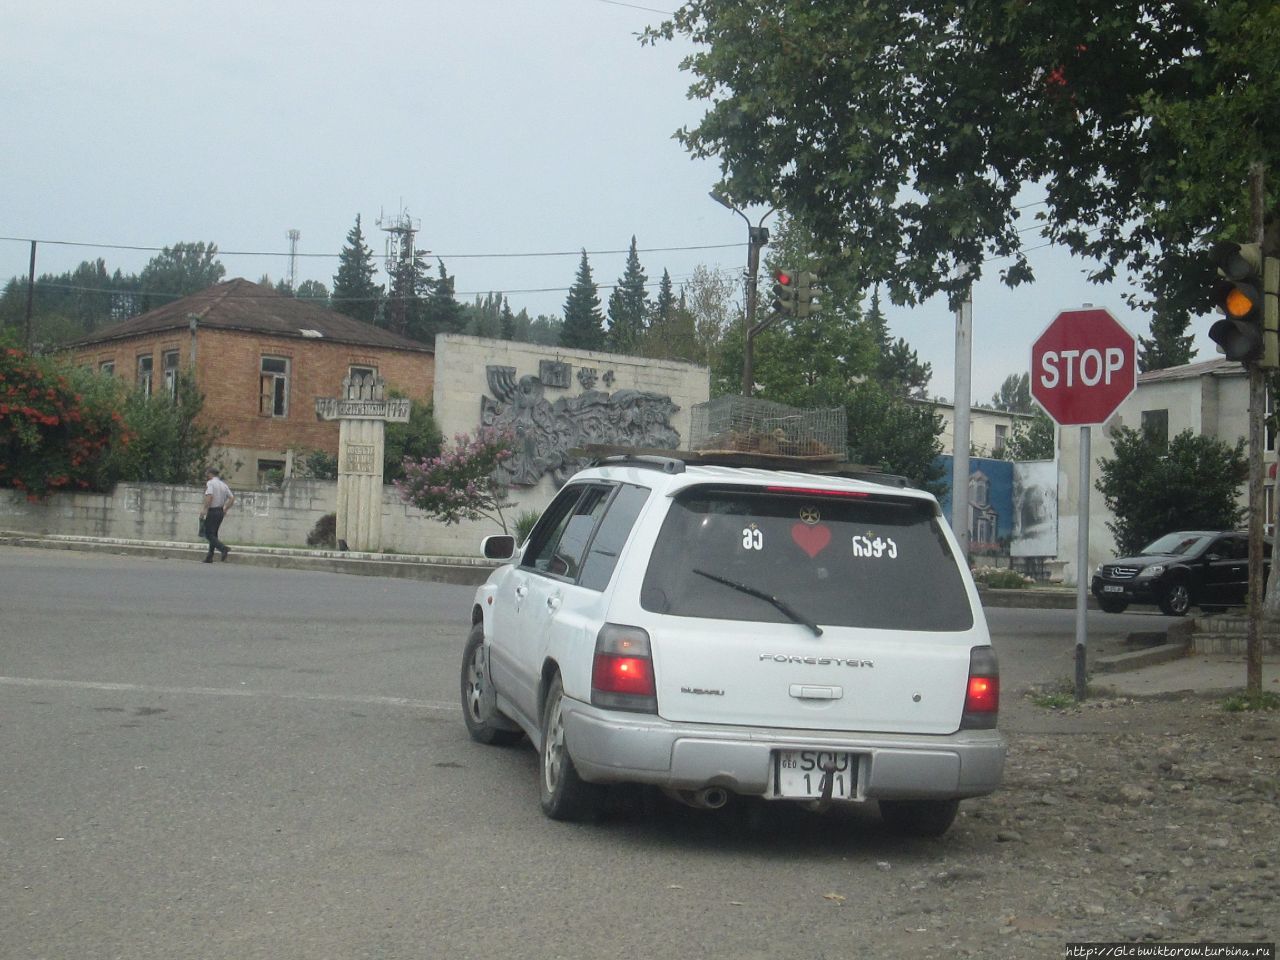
xmin=331 ymin=215 xmax=382 ymax=325
xmin=1138 ymin=306 xmax=1195 ymax=372
xmin=412 ymin=261 xmax=465 ymax=344
xmin=607 ymin=236 xmax=649 ymax=354
xmin=562 ymin=251 xmax=605 ymax=350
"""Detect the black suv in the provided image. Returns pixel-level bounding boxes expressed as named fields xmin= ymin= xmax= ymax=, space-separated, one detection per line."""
xmin=1090 ymin=530 xmax=1268 ymax=616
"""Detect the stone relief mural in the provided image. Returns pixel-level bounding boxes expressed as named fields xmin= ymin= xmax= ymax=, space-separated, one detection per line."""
xmin=481 ymin=365 xmax=681 ymax=486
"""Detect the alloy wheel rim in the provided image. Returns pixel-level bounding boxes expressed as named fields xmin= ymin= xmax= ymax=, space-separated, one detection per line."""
xmin=543 ymin=695 xmax=565 ymax=793
xmin=466 ymin=646 xmax=485 ymax=721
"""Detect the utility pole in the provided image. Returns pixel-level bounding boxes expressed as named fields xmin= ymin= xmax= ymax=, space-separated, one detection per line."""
xmin=24 ymin=241 xmax=36 ymax=351
xmin=1246 ymin=161 xmax=1266 ymax=699
xmin=951 ymin=266 xmax=974 ymax=561
xmin=709 ymin=192 xmax=774 ymax=397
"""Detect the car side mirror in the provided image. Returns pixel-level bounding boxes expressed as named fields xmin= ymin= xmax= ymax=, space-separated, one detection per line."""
xmin=481 ymin=535 xmax=517 ymax=561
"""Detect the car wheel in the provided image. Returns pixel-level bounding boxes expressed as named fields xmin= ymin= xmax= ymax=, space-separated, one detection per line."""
xmin=879 ymin=798 xmax=960 ymax=838
xmin=538 ymin=674 xmax=604 ymax=821
xmin=461 ymin=624 xmax=522 ymax=746
xmin=1157 ymin=580 xmax=1192 ymax=617
xmin=1096 ymin=596 xmax=1129 ymax=614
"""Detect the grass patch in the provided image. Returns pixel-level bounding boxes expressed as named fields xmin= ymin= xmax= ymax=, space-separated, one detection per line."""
xmin=1222 ymin=691 xmax=1280 ymax=712
xmin=1029 ymin=690 xmax=1077 ymax=710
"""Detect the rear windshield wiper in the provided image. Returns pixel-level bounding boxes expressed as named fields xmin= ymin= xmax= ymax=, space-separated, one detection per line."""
xmin=692 ymin=568 xmax=824 ymax=637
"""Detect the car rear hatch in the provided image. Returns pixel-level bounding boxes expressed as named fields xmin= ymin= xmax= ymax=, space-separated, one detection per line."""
xmin=633 ymin=481 xmax=983 ymax=734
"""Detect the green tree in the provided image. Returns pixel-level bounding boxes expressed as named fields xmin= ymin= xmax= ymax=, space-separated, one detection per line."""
xmin=383 ymin=394 xmax=442 ymax=483
xmin=642 ymin=269 xmax=698 ymax=361
xmin=989 ymin=373 xmax=1034 ymax=413
xmin=1138 ymin=307 xmax=1196 ymax=372
xmin=607 ymin=236 xmax=649 ymax=354
xmin=500 ymin=298 xmax=516 ymax=340
xmin=464 ymin=292 xmax=504 ymax=339
xmin=331 ymin=215 xmax=383 ymax=325
xmin=1096 ymin=427 xmax=1247 ymax=556
xmin=106 ymin=370 xmax=222 ymax=484
xmin=414 ymin=261 xmax=466 ymax=344
xmin=561 ymin=251 xmax=605 ymax=350
xmin=139 ymin=242 xmax=225 ymax=310
xmin=997 ymin=410 xmax=1056 ymax=462
xmin=647 ymin=2 xmax=1280 ymax=320
xmin=865 ymin=289 xmax=931 ymax=398
xmin=295 ymin=279 xmax=330 ymax=306
xmin=845 ymin=380 xmax=946 ymax=496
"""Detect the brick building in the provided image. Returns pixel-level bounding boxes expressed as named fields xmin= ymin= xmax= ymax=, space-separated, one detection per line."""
xmin=66 ymin=279 xmax=434 ymax=486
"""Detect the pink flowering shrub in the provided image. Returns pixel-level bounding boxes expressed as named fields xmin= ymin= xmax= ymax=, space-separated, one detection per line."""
xmin=395 ymin=428 xmax=516 ymax=531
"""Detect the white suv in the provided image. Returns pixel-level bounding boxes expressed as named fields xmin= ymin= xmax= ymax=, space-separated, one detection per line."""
xmin=462 ymin=455 xmax=1005 ymax=836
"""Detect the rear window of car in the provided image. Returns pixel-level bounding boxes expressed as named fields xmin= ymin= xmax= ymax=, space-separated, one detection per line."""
xmin=639 ymin=485 xmax=974 ymax=632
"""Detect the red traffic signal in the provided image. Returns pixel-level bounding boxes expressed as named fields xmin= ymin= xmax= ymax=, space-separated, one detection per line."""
xmin=771 ymin=270 xmax=796 ymax=314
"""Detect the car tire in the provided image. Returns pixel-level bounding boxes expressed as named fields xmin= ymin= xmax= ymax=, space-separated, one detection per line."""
xmin=538 ymin=674 xmax=604 ymax=822
xmin=879 ymin=798 xmax=960 ymax=838
xmin=1157 ymin=580 xmax=1192 ymax=617
xmin=1096 ymin=596 xmax=1129 ymax=614
xmin=461 ymin=624 xmax=522 ymax=746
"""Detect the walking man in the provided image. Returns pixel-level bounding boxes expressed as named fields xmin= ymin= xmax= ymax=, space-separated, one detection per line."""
xmin=200 ymin=467 xmax=234 ymax=563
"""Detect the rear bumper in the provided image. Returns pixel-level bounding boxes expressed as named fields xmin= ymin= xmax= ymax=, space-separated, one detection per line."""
xmin=562 ymin=698 xmax=1006 ymax=801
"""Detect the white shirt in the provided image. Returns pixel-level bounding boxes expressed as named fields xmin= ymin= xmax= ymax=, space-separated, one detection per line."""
xmin=204 ymin=476 xmax=233 ymax=509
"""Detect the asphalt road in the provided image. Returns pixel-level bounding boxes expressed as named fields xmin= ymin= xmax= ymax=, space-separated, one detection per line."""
xmin=0 ymin=546 xmax=1165 ymax=960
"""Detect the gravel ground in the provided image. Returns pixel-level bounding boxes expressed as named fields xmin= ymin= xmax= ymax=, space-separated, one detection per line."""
xmin=874 ymin=692 xmax=1280 ymax=958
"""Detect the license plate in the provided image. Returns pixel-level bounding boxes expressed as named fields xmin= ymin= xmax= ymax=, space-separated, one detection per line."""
xmin=772 ymin=750 xmax=859 ymax=800
xmin=1103 ymin=585 xmax=1124 ymax=593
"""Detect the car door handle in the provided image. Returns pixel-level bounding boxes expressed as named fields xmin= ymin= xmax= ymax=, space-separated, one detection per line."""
xmin=546 ymin=595 xmax=562 ymax=612
xmin=514 ymin=585 xmax=528 ymax=600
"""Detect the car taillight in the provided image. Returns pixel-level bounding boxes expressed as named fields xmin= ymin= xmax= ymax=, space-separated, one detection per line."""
xmin=591 ymin=623 xmax=657 ymax=713
xmin=961 ymin=646 xmax=1000 ymax=730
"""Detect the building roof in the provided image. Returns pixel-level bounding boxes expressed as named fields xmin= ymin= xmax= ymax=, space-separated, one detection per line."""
xmin=66 ymin=278 xmax=432 ymax=353
xmin=1137 ymin=357 xmax=1243 ymax=383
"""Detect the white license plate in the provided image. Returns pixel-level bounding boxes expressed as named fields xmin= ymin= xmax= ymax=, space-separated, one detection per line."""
xmin=772 ymin=750 xmax=859 ymax=800
xmin=1103 ymin=585 xmax=1125 ymax=593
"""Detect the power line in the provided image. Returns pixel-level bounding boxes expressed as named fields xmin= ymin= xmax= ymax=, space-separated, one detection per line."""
xmin=591 ymin=0 xmax=673 ymax=15
xmin=0 ymin=235 xmax=743 ymax=261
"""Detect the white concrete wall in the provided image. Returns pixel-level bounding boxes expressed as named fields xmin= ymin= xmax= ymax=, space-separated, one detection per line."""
xmin=428 ymin=334 xmax=711 ymax=554
xmin=0 ymin=481 xmax=503 ymax=558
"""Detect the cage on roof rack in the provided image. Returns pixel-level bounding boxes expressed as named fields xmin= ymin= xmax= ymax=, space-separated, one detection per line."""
xmin=689 ymin=396 xmax=847 ymax=461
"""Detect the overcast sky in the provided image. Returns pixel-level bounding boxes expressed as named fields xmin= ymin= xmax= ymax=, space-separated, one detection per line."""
xmin=2 ymin=0 xmax=1217 ymax=403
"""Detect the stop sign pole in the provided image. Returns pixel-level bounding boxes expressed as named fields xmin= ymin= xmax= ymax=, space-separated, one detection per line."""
xmin=1031 ymin=307 xmax=1137 ymax=701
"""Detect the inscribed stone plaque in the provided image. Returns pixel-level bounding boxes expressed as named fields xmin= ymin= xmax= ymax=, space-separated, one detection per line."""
xmin=344 ymin=443 xmax=377 ymax=475
xmin=539 ymin=360 xmax=571 ymax=389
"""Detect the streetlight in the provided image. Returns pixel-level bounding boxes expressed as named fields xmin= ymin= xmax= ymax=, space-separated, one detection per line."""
xmin=710 ymin=191 xmax=775 ymax=396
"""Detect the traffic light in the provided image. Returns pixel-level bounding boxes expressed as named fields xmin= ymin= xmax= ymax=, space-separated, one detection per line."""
xmin=771 ymin=270 xmax=796 ymax=315
xmin=1209 ymin=241 xmax=1265 ymax=364
xmin=794 ymin=271 xmax=818 ymax=318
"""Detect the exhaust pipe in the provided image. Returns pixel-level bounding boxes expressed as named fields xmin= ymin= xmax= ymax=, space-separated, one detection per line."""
xmin=666 ymin=786 xmax=731 ymax=810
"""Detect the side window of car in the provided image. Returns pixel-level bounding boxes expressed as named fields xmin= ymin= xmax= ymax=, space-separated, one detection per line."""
xmin=522 ymin=485 xmax=613 ymax=579
xmin=521 ymin=486 xmax=589 ymax=574
xmin=578 ymin=483 xmax=651 ymax=592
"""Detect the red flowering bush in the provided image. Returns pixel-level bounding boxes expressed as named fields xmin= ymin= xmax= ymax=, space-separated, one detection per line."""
xmin=395 ymin=428 xmax=515 ymax=531
xmin=0 ymin=345 xmax=133 ymax=500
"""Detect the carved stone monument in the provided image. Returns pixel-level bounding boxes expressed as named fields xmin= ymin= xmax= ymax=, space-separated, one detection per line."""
xmin=315 ymin=374 xmax=410 ymax=552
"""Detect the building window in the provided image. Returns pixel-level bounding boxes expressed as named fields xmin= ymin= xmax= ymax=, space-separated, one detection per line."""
xmin=162 ymin=350 xmax=180 ymax=398
xmin=136 ymin=355 xmax=153 ymax=398
xmin=257 ymin=458 xmax=286 ymax=488
xmin=349 ymin=364 xmax=376 ymax=382
xmin=99 ymin=360 xmax=115 ymax=377
xmin=260 ymin=357 xmax=290 ymax=417
xmin=993 ymin=424 xmax=1008 ymax=457
xmin=1141 ymin=409 xmax=1168 ymax=446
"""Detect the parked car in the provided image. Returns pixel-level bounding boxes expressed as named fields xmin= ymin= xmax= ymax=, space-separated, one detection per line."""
xmin=460 ymin=455 xmax=1006 ymax=837
xmin=1090 ymin=530 xmax=1270 ymax=616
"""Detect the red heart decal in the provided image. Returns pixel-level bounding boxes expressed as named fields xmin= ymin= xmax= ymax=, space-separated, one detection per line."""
xmin=791 ymin=523 xmax=831 ymax=558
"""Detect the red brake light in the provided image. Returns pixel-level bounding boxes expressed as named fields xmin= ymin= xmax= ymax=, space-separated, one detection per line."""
xmin=591 ymin=624 xmax=657 ymax=713
xmin=965 ymin=676 xmax=999 ymax=714
xmin=764 ymin=485 xmax=869 ymax=498
xmin=592 ymin=654 xmax=655 ymax=697
xmin=961 ymin=647 xmax=1000 ymax=730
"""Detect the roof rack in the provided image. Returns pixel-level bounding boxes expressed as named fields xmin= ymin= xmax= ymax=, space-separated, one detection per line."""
xmin=587 ymin=453 xmax=686 ymax=474
xmin=573 ymin=445 xmax=912 ymax=488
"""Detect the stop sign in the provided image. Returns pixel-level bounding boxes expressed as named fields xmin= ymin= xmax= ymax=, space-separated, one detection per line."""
xmin=1031 ymin=307 xmax=1137 ymax=425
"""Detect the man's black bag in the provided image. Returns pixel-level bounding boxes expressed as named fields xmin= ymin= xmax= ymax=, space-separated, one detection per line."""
xmin=198 ymin=516 xmax=206 ymax=538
